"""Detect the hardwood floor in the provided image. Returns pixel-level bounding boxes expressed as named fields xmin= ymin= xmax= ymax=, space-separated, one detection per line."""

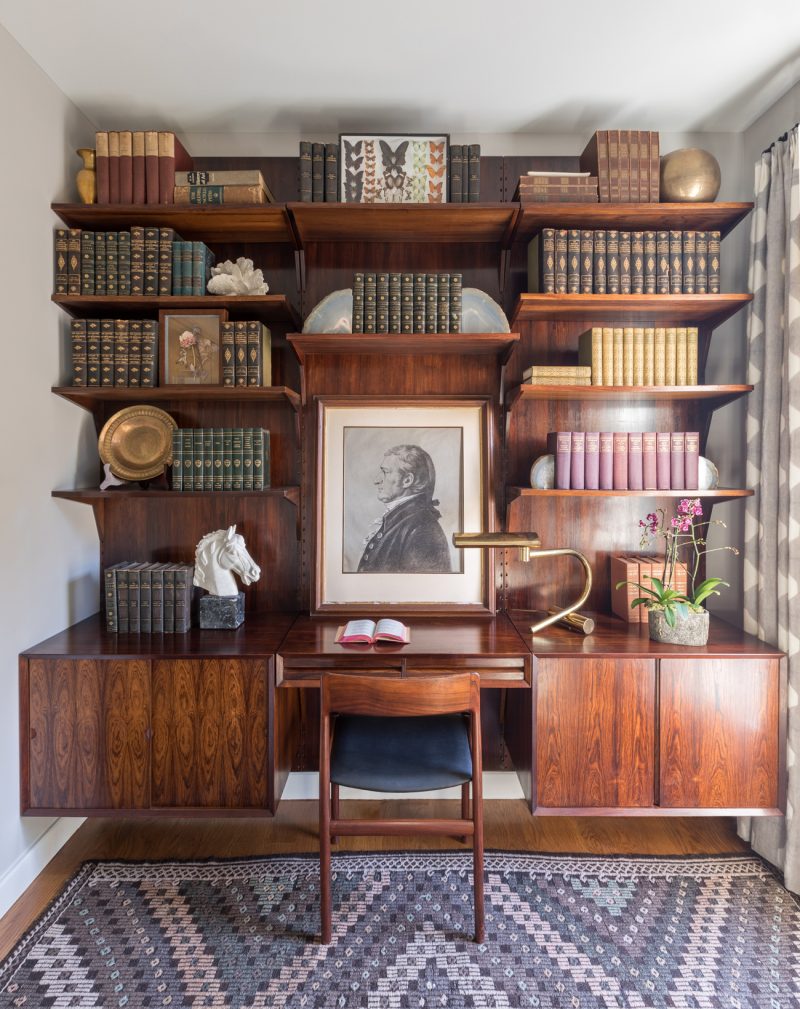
xmin=0 ymin=802 xmax=748 ymax=961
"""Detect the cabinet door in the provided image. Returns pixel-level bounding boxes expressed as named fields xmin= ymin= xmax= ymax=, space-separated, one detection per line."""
xmin=659 ymin=658 xmax=780 ymax=809
xmin=152 ymin=659 xmax=269 ymax=808
xmin=27 ymin=659 xmax=150 ymax=810
xmin=536 ymin=658 xmax=655 ymax=808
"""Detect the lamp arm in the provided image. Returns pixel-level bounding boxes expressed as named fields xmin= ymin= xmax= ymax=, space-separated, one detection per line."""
xmin=525 ymin=548 xmax=593 ymax=635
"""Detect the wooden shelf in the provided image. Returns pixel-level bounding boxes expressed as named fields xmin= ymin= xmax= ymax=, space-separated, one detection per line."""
xmin=52 ymin=293 xmax=301 ymax=329
xmin=53 ymin=487 xmax=300 ymax=505
xmin=51 ymin=203 xmax=295 ymax=243
xmin=511 ymin=293 xmax=752 ymax=328
xmin=287 ymin=202 xmax=518 ymax=245
xmin=289 ymin=331 xmax=520 ymax=364
xmin=52 ymin=385 xmax=301 ymax=413
xmin=508 ymin=487 xmax=753 ymax=504
xmin=507 ymin=383 xmax=752 ymax=411
xmin=511 ymin=201 xmax=753 ymax=245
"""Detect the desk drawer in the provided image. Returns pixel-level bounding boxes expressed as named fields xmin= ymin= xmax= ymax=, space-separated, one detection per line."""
xmin=406 ymin=657 xmax=530 ymax=686
xmin=278 ymin=662 xmax=403 ymax=687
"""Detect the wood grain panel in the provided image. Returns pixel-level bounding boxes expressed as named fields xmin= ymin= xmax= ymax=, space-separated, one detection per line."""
xmin=536 ymin=658 xmax=655 ymax=807
xmin=151 ymin=658 xmax=269 ymax=808
xmin=659 ymin=658 xmax=780 ymax=809
xmin=27 ymin=659 xmax=150 ymax=810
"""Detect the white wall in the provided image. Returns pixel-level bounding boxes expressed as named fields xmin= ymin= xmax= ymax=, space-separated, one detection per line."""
xmin=0 ymin=25 xmax=98 ymax=914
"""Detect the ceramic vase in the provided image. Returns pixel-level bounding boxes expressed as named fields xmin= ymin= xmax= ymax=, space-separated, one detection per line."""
xmin=648 ymin=608 xmax=709 ymax=646
xmin=76 ymin=147 xmax=97 ymax=204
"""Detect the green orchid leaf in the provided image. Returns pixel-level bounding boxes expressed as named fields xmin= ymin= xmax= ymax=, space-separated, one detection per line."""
xmin=665 ymin=606 xmax=677 ymax=627
xmin=650 ymin=577 xmax=665 ymax=596
xmin=674 ymin=601 xmax=689 ymax=620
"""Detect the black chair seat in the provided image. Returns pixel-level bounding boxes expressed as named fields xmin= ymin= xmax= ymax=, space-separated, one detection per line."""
xmin=330 ymin=714 xmax=473 ymax=792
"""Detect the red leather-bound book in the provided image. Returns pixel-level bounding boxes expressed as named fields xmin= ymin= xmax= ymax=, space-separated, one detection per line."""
xmin=547 ymin=432 xmax=572 ymax=490
xmin=145 ymin=131 xmax=160 ymax=204
xmin=656 ymin=433 xmax=671 ymax=489
xmin=108 ymin=130 xmax=120 ymax=203
xmin=642 ymin=432 xmax=658 ymax=490
xmin=95 ymin=131 xmax=110 ymax=204
xmin=628 ymin=432 xmax=643 ymax=490
xmin=599 ymin=432 xmax=614 ymax=490
xmin=158 ymin=131 xmax=193 ymax=204
xmin=613 ymin=432 xmax=629 ymax=490
xmin=584 ymin=432 xmax=600 ymax=489
xmin=670 ymin=432 xmax=686 ymax=490
xmin=570 ymin=432 xmax=585 ymax=490
xmin=684 ymin=432 xmax=700 ymax=490
xmin=119 ymin=130 xmax=133 ymax=203
xmin=132 ymin=131 xmax=146 ymax=204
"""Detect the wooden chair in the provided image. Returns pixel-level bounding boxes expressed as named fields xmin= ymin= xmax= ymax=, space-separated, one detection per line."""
xmin=319 ymin=672 xmax=484 ymax=944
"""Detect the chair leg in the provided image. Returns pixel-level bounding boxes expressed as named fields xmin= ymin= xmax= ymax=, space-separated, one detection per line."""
xmin=320 ymin=720 xmax=332 ymax=945
xmin=471 ymin=719 xmax=485 ymax=944
xmin=460 ymin=782 xmax=470 ymax=844
xmin=331 ymin=783 xmax=340 ymax=845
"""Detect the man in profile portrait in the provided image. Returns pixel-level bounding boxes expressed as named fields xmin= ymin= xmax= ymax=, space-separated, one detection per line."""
xmin=357 ymin=444 xmax=452 ymax=573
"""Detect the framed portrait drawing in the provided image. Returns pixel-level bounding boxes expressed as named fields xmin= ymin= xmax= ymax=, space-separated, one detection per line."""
xmin=159 ymin=308 xmax=228 ymax=386
xmin=315 ymin=398 xmax=494 ymax=614
xmin=339 ymin=134 xmax=448 ymax=204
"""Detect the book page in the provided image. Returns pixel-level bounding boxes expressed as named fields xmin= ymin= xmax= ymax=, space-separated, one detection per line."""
xmin=342 ymin=619 xmax=377 ymax=639
xmin=374 ymin=618 xmax=408 ymax=640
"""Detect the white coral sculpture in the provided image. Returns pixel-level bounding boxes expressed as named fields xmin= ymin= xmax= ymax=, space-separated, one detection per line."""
xmin=207 ymin=257 xmax=269 ymax=296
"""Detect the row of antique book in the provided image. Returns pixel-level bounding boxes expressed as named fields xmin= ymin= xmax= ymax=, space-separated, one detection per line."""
xmin=71 ymin=318 xmax=158 ymax=388
xmin=609 ymin=555 xmax=689 ymax=623
xmin=447 ymin=146 xmax=481 ymax=203
xmin=352 ymin=272 xmax=463 ymax=333
xmin=528 ymin=229 xmax=721 ymax=295
xmin=94 ymin=130 xmax=192 ymax=205
xmin=54 ymin=228 xmax=215 ymax=297
xmin=547 ymin=431 xmax=701 ymax=490
xmin=170 ymin=428 xmax=271 ymax=492
xmin=579 ymin=130 xmax=661 ymax=202
xmin=514 ymin=171 xmax=599 ymax=203
xmin=104 ymin=561 xmax=193 ymax=633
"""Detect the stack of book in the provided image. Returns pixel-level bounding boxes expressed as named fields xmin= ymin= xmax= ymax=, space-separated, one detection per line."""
xmin=576 ymin=326 xmax=699 ymax=386
xmin=170 ymin=427 xmax=271 ymax=492
xmin=170 ymin=239 xmax=216 ymax=295
xmin=221 ymin=322 xmax=272 ymax=386
xmin=546 ymin=431 xmax=701 ymax=490
xmin=299 ymin=142 xmax=339 ymax=201
xmin=579 ymin=130 xmax=660 ymax=202
xmin=528 ymin=229 xmax=720 ymax=295
xmin=522 ymin=366 xmax=592 ymax=386
xmin=448 ymin=145 xmax=481 ymax=202
xmin=610 ymin=555 xmax=689 ymax=623
xmin=95 ymin=131 xmax=192 ymax=205
xmin=71 ymin=319 xmax=158 ymax=388
xmin=174 ymin=169 xmax=274 ymax=205
xmin=104 ymin=561 xmax=193 ymax=633
xmin=514 ymin=171 xmax=599 ymax=203
xmin=352 ymin=272 xmax=462 ymax=333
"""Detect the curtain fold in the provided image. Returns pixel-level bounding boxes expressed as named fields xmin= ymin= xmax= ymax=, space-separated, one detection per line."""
xmin=740 ymin=126 xmax=800 ymax=891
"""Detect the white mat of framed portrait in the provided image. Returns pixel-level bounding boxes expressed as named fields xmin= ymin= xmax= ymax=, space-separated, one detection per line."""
xmin=316 ymin=399 xmax=491 ymax=614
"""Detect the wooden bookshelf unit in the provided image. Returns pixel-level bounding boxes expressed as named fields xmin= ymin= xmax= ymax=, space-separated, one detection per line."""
xmin=20 ymin=153 xmax=784 ymax=819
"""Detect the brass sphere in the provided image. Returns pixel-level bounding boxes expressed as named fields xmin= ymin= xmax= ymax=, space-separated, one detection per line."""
xmin=660 ymin=148 xmax=721 ymax=202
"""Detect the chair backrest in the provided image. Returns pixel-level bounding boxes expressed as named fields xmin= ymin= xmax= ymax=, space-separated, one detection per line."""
xmin=321 ymin=672 xmax=480 ymax=720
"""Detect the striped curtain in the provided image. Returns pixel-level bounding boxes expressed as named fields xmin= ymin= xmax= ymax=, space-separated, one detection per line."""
xmin=739 ymin=125 xmax=800 ymax=891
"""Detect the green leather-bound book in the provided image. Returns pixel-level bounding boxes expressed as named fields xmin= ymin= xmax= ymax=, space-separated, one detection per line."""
xmin=182 ymin=428 xmax=194 ymax=492
xmin=231 ymin=428 xmax=244 ymax=491
xmin=213 ymin=428 xmax=224 ymax=491
xmin=105 ymin=231 xmax=118 ymax=296
xmin=117 ymin=230 xmax=131 ymax=296
xmin=193 ymin=428 xmax=204 ymax=491
xmin=223 ymin=428 xmax=233 ymax=491
xmin=71 ymin=319 xmax=87 ymax=386
xmin=114 ymin=319 xmax=128 ymax=387
xmin=127 ymin=321 xmax=142 ymax=388
xmin=222 ymin=322 xmax=235 ymax=386
xmin=203 ymin=428 xmax=214 ymax=489
xmin=242 ymin=427 xmax=254 ymax=490
xmin=86 ymin=319 xmax=100 ymax=387
xmin=171 ymin=429 xmax=183 ymax=492
xmin=130 ymin=226 xmax=145 ymax=296
xmin=141 ymin=320 xmax=157 ymax=387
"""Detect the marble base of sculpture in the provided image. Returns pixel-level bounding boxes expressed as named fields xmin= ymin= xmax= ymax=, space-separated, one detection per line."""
xmin=199 ymin=592 xmax=245 ymax=629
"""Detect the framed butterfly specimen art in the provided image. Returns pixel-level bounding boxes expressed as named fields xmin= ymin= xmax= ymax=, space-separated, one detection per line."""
xmin=339 ymin=133 xmax=449 ymax=204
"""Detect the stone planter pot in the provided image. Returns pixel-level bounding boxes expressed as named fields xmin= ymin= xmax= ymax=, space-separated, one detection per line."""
xmin=648 ymin=608 xmax=709 ymax=646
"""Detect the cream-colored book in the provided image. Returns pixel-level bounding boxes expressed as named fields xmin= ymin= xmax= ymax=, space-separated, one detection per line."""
xmin=577 ymin=328 xmax=603 ymax=385
xmin=676 ymin=327 xmax=688 ymax=385
xmin=665 ymin=327 xmax=677 ymax=385
xmin=622 ymin=327 xmax=634 ymax=385
xmin=654 ymin=328 xmax=666 ymax=385
xmin=633 ymin=327 xmax=645 ymax=386
xmin=687 ymin=326 xmax=699 ymax=384
xmin=644 ymin=327 xmax=655 ymax=385
xmin=613 ymin=328 xmax=624 ymax=385
xmin=602 ymin=327 xmax=614 ymax=386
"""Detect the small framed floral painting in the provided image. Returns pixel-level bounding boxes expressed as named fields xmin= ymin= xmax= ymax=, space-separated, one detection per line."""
xmin=159 ymin=308 xmax=228 ymax=385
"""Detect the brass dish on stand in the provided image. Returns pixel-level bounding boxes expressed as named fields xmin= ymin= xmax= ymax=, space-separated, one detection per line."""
xmin=98 ymin=405 xmax=177 ymax=481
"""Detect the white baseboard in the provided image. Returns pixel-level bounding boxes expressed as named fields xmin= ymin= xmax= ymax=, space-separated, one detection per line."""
xmin=281 ymin=771 xmax=524 ymax=801
xmin=0 ymin=817 xmax=85 ymax=920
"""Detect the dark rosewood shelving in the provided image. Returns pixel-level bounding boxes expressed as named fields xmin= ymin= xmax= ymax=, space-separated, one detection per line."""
xmin=508 ymin=487 xmax=753 ymax=504
xmin=53 ymin=487 xmax=301 ymax=506
xmin=507 ymin=383 xmax=752 ymax=411
xmin=289 ymin=332 xmax=520 ymax=364
xmin=52 ymin=293 xmax=301 ymax=328
xmin=511 ymin=293 xmax=752 ymax=328
xmin=52 ymin=385 xmax=301 ymax=413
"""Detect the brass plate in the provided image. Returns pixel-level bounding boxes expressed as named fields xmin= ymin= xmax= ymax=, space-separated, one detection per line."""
xmin=98 ymin=406 xmax=177 ymax=481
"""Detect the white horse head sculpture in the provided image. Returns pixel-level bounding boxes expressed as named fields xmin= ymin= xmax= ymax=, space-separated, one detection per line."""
xmin=193 ymin=525 xmax=261 ymax=597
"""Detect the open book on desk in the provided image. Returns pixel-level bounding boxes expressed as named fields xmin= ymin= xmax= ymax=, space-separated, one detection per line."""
xmin=334 ymin=618 xmax=410 ymax=645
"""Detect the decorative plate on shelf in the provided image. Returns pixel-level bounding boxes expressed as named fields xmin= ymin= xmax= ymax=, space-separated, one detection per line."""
xmin=529 ymin=454 xmax=555 ymax=489
xmin=98 ymin=406 xmax=177 ymax=481
xmin=302 ymin=289 xmax=353 ymax=333
xmin=462 ymin=289 xmax=510 ymax=333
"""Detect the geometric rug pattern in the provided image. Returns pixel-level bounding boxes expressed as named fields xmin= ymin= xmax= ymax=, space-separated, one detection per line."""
xmin=1 ymin=852 xmax=799 ymax=1008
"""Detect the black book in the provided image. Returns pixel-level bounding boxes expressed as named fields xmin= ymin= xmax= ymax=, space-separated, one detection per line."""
xmin=708 ymin=231 xmax=721 ymax=293
xmin=656 ymin=231 xmax=670 ymax=294
xmin=324 ymin=143 xmax=338 ymax=202
xmin=298 ymin=141 xmax=312 ymax=202
xmin=449 ymin=145 xmax=463 ymax=203
xmin=311 ymin=143 xmax=324 ymax=202
xmin=413 ymin=273 xmax=426 ymax=332
xmin=401 ymin=273 xmax=414 ymax=333
xmin=54 ymin=228 xmax=68 ymax=295
xmin=554 ymin=230 xmax=568 ymax=294
xmin=593 ymin=229 xmax=606 ymax=294
xmin=141 ymin=320 xmax=157 ymax=387
xmin=117 ymin=230 xmax=131 ymax=296
xmin=363 ymin=273 xmax=377 ymax=333
xmin=580 ymin=230 xmax=593 ymax=294
xmin=376 ymin=272 xmax=389 ymax=333
xmin=71 ymin=319 xmax=87 ymax=386
xmin=128 ymin=320 xmax=142 ymax=387
xmin=467 ymin=144 xmax=481 ymax=202
xmin=352 ymin=272 xmax=365 ymax=332
xmin=449 ymin=273 xmax=462 ymax=333
xmin=100 ymin=319 xmax=114 ymax=386
xmin=80 ymin=230 xmax=95 ymax=295
xmin=143 ymin=227 xmax=159 ymax=296
xmin=158 ymin=227 xmax=174 ymax=296
xmin=130 ymin=226 xmax=145 ymax=296
xmin=106 ymin=231 xmax=118 ymax=296
xmin=606 ymin=230 xmax=620 ymax=294
xmin=619 ymin=231 xmax=631 ymax=295
xmin=388 ymin=273 xmax=401 ymax=333
xmin=695 ymin=231 xmax=708 ymax=294
xmin=67 ymin=229 xmax=81 ymax=296
xmin=644 ymin=231 xmax=657 ymax=294
xmin=425 ymin=274 xmax=438 ymax=333
xmin=86 ymin=319 xmax=101 ymax=387
xmin=669 ymin=231 xmax=683 ymax=294
xmin=437 ymin=273 xmax=450 ymax=332
xmin=94 ymin=230 xmax=106 ymax=296
xmin=682 ymin=231 xmax=696 ymax=294
xmin=567 ymin=229 xmax=581 ymax=294
xmin=631 ymin=231 xmax=644 ymax=295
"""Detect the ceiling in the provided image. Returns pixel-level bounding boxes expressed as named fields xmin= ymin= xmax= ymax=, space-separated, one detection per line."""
xmin=1 ymin=0 xmax=799 ymax=136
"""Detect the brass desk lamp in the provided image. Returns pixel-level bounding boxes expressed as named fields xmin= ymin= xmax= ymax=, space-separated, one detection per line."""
xmin=452 ymin=532 xmax=593 ymax=635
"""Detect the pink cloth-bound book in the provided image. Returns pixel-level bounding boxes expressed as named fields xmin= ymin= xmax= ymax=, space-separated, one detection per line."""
xmin=570 ymin=432 xmax=585 ymax=490
xmin=684 ymin=431 xmax=700 ymax=489
xmin=547 ymin=432 xmax=572 ymax=489
xmin=656 ymin=433 xmax=671 ymax=489
xmin=642 ymin=431 xmax=658 ymax=490
xmin=671 ymin=432 xmax=686 ymax=489
xmin=599 ymin=432 xmax=614 ymax=489
xmin=613 ymin=432 xmax=629 ymax=490
xmin=584 ymin=432 xmax=600 ymax=489
xmin=628 ymin=432 xmax=643 ymax=490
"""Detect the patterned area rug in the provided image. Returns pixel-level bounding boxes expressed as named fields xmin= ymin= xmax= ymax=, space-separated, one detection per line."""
xmin=1 ymin=852 xmax=798 ymax=1008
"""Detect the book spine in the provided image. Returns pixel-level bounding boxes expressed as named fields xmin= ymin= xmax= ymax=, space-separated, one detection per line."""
xmin=610 ymin=555 xmax=642 ymax=623
xmin=171 ymin=240 xmax=181 ymax=295
xmin=114 ymin=319 xmax=128 ymax=387
xmin=628 ymin=431 xmax=643 ymax=490
xmin=86 ymin=319 xmax=100 ymax=387
xmin=612 ymin=327 xmax=623 ymax=385
xmin=262 ymin=429 xmax=271 ymax=486
xmin=579 ymin=230 xmax=593 ymax=294
xmin=622 ymin=327 xmax=634 ymax=385
xmin=191 ymin=428 xmax=203 ymax=491
xmin=643 ymin=231 xmax=657 ymax=294
xmin=127 ymin=320 xmax=142 ymax=387
xmin=105 ymin=230 xmax=118 ymax=296
xmin=608 ymin=130 xmax=620 ymax=201
xmin=171 ymin=430 xmax=183 ymax=491
xmin=180 ymin=428 xmax=193 ymax=491
xmin=687 ymin=327 xmax=699 ymax=384
xmin=104 ymin=565 xmax=118 ymax=632
xmin=550 ymin=431 xmax=571 ymax=490
xmin=665 ymin=327 xmax=677 ymax=385
xmin=181 ymin=242 xmax=192 ymax=296
xmin=682 ymin=231 xmax=696 ymax=294
xmin=669 ymin=231 xmax=683 ymax=294
xmin=299 ymin=141 xmax=312 ymax=201
xmin=173 ymin=185 xmax=267 ymax=205
xmin=449 ymin=145 xmax=463 ymax=203
xmin=644 ymin=327 xmax=655 ymax=385
xmin=437 ymin=273 xmax=450 ymax=333
xmin=676 ymin=327 xmax=688 ymax=384
xmin=599 ymin=431 xmax=614 ymax=489
xmin=324 ymin=143 xmax=338 ymax=202
xmin=629 ymin=132 xmax=639 ymax=203
xmin=593 ymin=229 xmax=606 ymax=294
xmin=467 ymin=144 xmax=480 ymax=202
xmin=685 ymin=431 xmax=700 ymax=490
xmin=413 ymin=273 xmax=426 ymax=332
xmin=141 ymin=320 xmax=157 ymax=387
xmin=71 ymin=319 xmax=87 ymax=386
xmin=213 ymin=427 xmax=224 ymax=491
xmin=388 ymin=272 xmax=401 ymax=334
xmin=221 ymin=322 xmax=235 ymax=386
xmin=143 ymin=228 xmax=159 ymax=296
xmin=567 ymin=229 xmax=581 ymax=294
xmin=612 ymin=432 xmax=629 ymax=490
xmin=400 ymin=273 xmax=414 ymax=333
xmin=116 ymin=566 xmax=130 ymax=633
xmin=158 ymin=131 xmax=179 ymax=204
xmin=132 ymin=131 xmax=145 ymax=204
xmin=649 ymin=132 xmax=660 ymax=201
xmin=364 ymin=273 xmax=376 ymax=333
xmin=606 ymin=230 xmax=620 ymax=294
xmin=601 ymin=327 xmax=613 ymax=386
xmin=242 ymin=427 xmax=254 ymax=490
xmin=247 ymin=321 xmax=262 ymax=385
xmin=708 ymin=231 xmax=721 ymax=293
xmin=158 ymin=228 xmax=174 ymax=296
xmin=174 ymin=567 xmax=192 ymax=633
xmin=108 ymin=131 xmax=120 ymax=203
xmin=191 ymin=241 xmax=204 ymax=295
xmin=631 ymin=231 xmax=644 ymax=294
xmin=596 ymin=131 xmax=610 ymax=202
xmin=139 ymin=567 xmax=152 ymax=633
xmin=540 ymin=228 xmax=556 ymax=293
xmin=80 ymin=230 xmax=95 ymax=295
xmin=695 ymin=231 xmax=708 ymax=294
xmin=151 ymin=567 xmax=164 ymax=633
xmin=129 ymin=226 xmax=144 ymax=296
xmin=639 ymin=131 xmax=650 ymax=201
xmin=632 ymin=327 xmax=644 ymax=386
xmin=163 ymin=567 xmax=175 ymax=633
xmin=234 ymin=322 xmax=248 ymax=386
xmin=117 ymin=230 xmax=130 ymax=296
xmin=654 ymin=327 xmax=666 ymax=385
xmin=252 ymin=428 xmax=264 ymax=491
xmin=619 ymin=130 xmax=630 ymax=201
xmin=554 ymin=230 xmax=568 ymax=294
xmin=425 ymin=274 xmax=438 ymax=333
xmin=584 ymin=432 xmax=600 ymax=489
xmin=119 ymin=131 xmax=133 ymax=203
xmin=352 ymin=272 xmax=365 ymax=332
xmin=584 ymin=328 xmax=602 ymax=385
xmin=100 ymin=319 xmax=114 ymax=386
xmin=231 ymin=427 xmax=244 ymax=490
xmin=95 ymin=131 xmax=110 ymax=203
xmin=670 ymin=432 xmax=686 ymax=489
xmin=656 ymin=432 xmax=671 ymax=489
xmin=569 ymin=431 xmax=585 ymax=490
xmin=311 ymin=143 xmax=324 ymax=202
xmin=656 ymin=231 xmax=670 ymax=295
xmin=67 ymin=229 xmax=81 ymax=295
xmin=642 ymin=431 xmax=657 ymax=490
xmin=376 ymin=272 xmax=389 ymax=333
xmin=222 ymin=428 xmax=233 ymax=491
xmin=619 ymin=231 xmax=631 ymax=295
xmin=144 ymin=131 xmax=159 ymax=204
xmin=449 ymin=273 xmax=462 ymax=333
xmin=128 ymin=566 xmax=141 ymax=633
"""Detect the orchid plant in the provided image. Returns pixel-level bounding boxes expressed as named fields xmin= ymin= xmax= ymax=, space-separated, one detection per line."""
xmin=616 ymin=497 xmax=739 ymax=627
